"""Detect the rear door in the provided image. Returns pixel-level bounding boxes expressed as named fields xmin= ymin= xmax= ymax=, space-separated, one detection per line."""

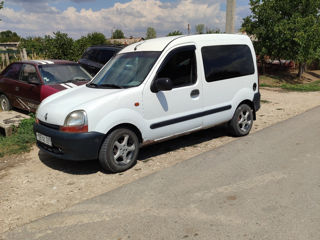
xmin=0 ymin=63 xmax=23 ymax=108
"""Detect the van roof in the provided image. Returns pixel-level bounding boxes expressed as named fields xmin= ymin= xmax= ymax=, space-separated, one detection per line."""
xmin=120 ymin=34 xmax=252 ymax=53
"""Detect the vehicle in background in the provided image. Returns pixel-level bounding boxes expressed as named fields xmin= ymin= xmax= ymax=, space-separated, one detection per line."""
xmin=0 ymin=60 xmax=91 ymax=112
xmin=78 ymin=46 xmax=122 ymax=76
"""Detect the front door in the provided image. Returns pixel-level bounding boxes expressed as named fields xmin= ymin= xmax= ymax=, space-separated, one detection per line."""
xmin=143 ymin=45 xmax=203 ymax=141
xmin=15 ymin=64 xmax=42 ymax=111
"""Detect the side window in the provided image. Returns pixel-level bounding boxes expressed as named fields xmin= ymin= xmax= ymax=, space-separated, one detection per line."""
xmin=202 ymin=45 xmax=255 ymax=82
xmin=157 ymin=46 xmax=197 ymax=88
xmin=20 ymin=64 xmax=40 ymax=83
xmin=97 ymin=50 xmax=115 ymax=64
xmin=3 ymin=63 xmax=22 ymax=80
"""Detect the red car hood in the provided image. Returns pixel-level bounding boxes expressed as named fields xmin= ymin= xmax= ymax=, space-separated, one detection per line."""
xmin=41 ymin=81 xmax=87 ymax=101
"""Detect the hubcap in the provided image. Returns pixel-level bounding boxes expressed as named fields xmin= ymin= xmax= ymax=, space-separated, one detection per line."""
xmin=112 ymin=134 xmax=136 ymax=165
xmin=237 ymin=109 xmax=252 ymax=132
xmin=0 ymin=98 xmax=8 ymax=111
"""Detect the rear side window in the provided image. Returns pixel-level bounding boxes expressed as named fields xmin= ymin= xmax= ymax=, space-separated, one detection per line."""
xmin=3 ymin=63 xmax=22 ymax=80
xmin=202 ymin=45 xmax=254 ymax=82
xmin=97 ymin=50 xmax=115 ymax=64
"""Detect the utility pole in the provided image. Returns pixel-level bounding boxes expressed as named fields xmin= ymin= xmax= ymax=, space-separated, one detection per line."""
xmin=225 ymin=0 xmax=236 ymax=33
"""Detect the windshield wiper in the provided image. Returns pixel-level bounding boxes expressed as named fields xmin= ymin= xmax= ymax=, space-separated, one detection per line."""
xmin=86 ymin=82 xmax=98 ymax=88
xmin=67 ymin=78 xmax=89 ymax=83
xmin=97 ymin=84 xmax=123 ymax=89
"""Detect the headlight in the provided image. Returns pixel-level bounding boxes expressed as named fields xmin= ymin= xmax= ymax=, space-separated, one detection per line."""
xmin=60 ymin=110 xmax=88 ymax=133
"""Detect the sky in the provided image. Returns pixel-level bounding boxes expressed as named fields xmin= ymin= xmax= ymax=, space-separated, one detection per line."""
xmin=0 ymin=0 xmax=251 ymax=39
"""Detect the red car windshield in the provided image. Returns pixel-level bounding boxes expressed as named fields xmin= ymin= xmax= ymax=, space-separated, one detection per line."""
xmin=39 ymin=64 xmax=91 ymax=85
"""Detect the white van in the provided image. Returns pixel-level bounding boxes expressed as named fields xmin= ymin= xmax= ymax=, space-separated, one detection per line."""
xmin=34 ymin=34 xmax=260 ymax=172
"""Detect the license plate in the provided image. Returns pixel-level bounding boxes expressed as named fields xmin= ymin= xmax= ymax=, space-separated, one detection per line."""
xmin=36 ymin=132 xmax=52 ymax=147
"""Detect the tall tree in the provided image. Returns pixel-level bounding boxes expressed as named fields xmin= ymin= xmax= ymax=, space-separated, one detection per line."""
xmin=167 ymin=30 xmax=183 ymax=36
xmin=0 ymin=1 xmax=3 ymax=21
xmin=44 ymin=31 xmax=74 ymax=60
xmin=146 ymin=27 xmax=157 ymax=39
xmin=0 ymin=30 xmax=20 ymax=42
xmin=112 ymin=29 xmax=125 ymax=39
xmin=242 ymin=0 xmax=320 ymax=78
xmin=195 ymin=24 xmax=205 ymax=34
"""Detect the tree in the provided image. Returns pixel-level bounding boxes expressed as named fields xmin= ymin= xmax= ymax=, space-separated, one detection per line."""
xmin=44 ymin=31 xmax=74 ymax=60
xmin=167 ymin=30 xmax=183 ymax=36
xmin=206 ymin=28 xmax=220 ymax=34
xmin=242 ymin=0 xmax=320 ymax=78
xmin=0 ymin=1 xmax=3 ymax=21
xmin=195 ymin=24 xmax=205 ymax=34
xmin=112 ymin=29 xmax=125 ymax=39
xmin=146 ymin=27 xmax=157 ymax=39
xmin=0 ymin=30 xmax=20 ymax=42
xmin=86 ymin=32 xmax=106 ymax=46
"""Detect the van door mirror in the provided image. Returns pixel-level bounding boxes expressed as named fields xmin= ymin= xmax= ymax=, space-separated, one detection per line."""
xmin=151 ymin=78 xmax=173 ymax=93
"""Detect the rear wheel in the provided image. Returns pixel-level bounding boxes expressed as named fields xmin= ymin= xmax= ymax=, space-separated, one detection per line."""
xmin=0 ymin=94 xmax=11 ymax=111
xmin=99 ymin=128 xmax=139 ymax=173
xmin=229 ymin=104 xmax=253 ymax=137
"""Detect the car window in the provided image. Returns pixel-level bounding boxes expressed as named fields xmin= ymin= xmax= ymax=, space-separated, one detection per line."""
xmin=157 ymin=47 xmax=197 ymax=88
xmin=20 ymin=64 xmax=40 ymax=83
xmin=97 ymin=50 xmax=115 ymax=64
xmin=82 ymin=49 xmax=93 ymax=60
xmin=39 ymin=64 xmax=91 ymax=85
xmin=3 ymin=63 xmax=22 ymax=80
xmin=201 ymin=45 xmax=255 ymax=82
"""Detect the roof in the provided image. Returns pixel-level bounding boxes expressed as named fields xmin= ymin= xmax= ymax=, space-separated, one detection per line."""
xmin=120 ymin=34 xmax=252 ymax=53
xmin=16 ymin=60 xmax=77 ymax=65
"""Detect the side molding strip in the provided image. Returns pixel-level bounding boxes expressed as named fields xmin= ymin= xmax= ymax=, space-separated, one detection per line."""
xmin=150 ymin=105 xmax=232 ymax=129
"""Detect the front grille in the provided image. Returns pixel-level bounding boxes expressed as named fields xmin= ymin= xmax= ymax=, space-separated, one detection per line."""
xmin=38 ymin=142 xmax=63 ymax=155
xmin=39 ymin=120 xmax=60 ymax=130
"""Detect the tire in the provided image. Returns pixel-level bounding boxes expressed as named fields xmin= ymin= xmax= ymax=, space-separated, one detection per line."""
xmin=0 ymin=94 xmax=12 ymax=111
xmin=229 ymin=104 xmax=253 ymax=137
xmin=99 ymin=128 xmax=139 ymax=173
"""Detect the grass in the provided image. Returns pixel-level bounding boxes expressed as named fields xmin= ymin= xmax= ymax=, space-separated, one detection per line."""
xmin=0 ymin=114 xmax=36 ymax=158
xmin=260 ymin=75 xmax=320 ymax=92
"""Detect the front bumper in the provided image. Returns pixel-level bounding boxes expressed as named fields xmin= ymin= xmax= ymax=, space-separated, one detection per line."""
xmin=34 ymin=122 xmax=104 ymax=161
xmin=253 ymin=92 xmax=261 ymax=112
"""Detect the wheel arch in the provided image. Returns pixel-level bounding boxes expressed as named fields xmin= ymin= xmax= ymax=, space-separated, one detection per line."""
xmin=106 ymin=123 xmax=143 ymax=144
xmin=236 ymin=100 xmax=256 ymax=120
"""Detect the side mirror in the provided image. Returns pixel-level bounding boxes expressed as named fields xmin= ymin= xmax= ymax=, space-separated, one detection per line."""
xmin=151 ymin=78 xmax=173 ymax=93
xmin=28 ymin=76 xmax=40 ymax=85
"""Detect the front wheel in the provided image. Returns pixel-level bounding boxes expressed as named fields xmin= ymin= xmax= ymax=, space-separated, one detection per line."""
xmin=229 ymin=104 xmax=253 ymax=137
xmin=0 ymin=94 xmax=12 ymax=111
xmin=99 ymin=128 xmax=139 ymax=173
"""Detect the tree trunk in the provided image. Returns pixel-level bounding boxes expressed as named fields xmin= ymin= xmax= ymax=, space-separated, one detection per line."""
xmin=298 ymin=62 xmax=305 ymax=79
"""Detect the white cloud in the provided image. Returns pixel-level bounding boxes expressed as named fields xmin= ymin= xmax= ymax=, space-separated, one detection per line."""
xmin=0 ymin=0 xmax=248 ymax=39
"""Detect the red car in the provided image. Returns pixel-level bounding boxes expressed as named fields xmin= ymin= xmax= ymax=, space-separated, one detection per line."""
xmin=0 ymin=60 xmax=91 ymax=112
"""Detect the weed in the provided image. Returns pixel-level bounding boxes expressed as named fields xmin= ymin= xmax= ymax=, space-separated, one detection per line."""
xmin=0 ymin=114 xmax=36 ymax=158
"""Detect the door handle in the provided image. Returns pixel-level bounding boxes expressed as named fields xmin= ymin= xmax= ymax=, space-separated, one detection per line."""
xmin=15 ymin=87 xmax=19 ymax=91
xmin=190 ymin=89 xmax=200 ymax=98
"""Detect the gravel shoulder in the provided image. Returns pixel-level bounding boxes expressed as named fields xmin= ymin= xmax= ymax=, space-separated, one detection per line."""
xmin=1 ymin=88 xmax=320 ymax=234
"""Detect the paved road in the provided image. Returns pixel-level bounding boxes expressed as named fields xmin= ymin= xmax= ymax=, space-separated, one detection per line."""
xmin=3 ymin=106 xmax=320 ymax=240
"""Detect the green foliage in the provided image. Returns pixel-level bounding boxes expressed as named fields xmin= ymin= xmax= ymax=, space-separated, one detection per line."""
xmin=0 ymin=30 xmax=21 ymax=42
xmin=167 ymin=30 xmax=183 ymax=36
xmin=242 ymin=0 xmax=320 ymax=72
xmin=206 ymin=28 xmax=221 ymax=34
xmin=146 ymin=27 xmax=157 ymax=39
xmin=0 ymin=1 xmax=3 ymax=21
xmin=20 ymin=37 xmax=46 ymax=57
xmin=0 ymin=115 xmax=36 ymax=158
xmin=44 ymin=31 xmax=74 ymax=60
xmin=112 ymin=29 xmax=125 ymax=39
xmin=195 ymin=24 xmax=205 ymax=34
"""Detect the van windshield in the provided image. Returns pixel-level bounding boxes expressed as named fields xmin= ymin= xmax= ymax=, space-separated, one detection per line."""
xmin=88 ymin=51 xmax=161 ymax=88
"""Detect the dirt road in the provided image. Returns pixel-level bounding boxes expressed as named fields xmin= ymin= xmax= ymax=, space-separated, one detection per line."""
xmin=1 ymin=88 xmax=320 ymax=234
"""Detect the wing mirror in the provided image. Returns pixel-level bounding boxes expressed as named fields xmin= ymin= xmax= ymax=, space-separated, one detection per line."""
xmin=151 ymin=78 xmax=173 ymax=93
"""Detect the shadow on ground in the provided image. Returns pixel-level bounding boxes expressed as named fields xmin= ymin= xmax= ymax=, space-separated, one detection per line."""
xmin=38 ymin=124 xmax=229 ymax=175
